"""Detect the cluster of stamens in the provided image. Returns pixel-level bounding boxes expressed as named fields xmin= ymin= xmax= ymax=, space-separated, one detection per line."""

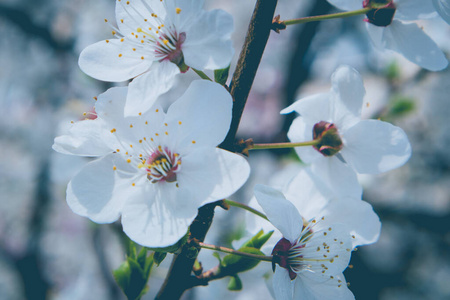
xmin=138 ymin=146 xmax=181 ymax=183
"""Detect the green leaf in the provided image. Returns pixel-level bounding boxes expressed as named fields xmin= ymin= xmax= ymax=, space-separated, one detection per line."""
xmin=227 ymin=275 xmax=243 ymax=291
xmin=113 ymin=260 xmax=132 ymax=296
xmin=113 ymin=254 xmax=153 ymax=300
xmin=242 ymin=230 xmax=273 ymax=249
xmin=389 ymin=97 xmax=415 ymax=117
xmin=137 ymin=247 xmax=148 ymax=269
xmin=212 ymin=252 xmax=224 ymax=267
xmin=222 ymin=246 xmax=265 ymax=274
xmin=214 ymin=65 xmax=230 ymax=86
xmin=153 ymin=252 xmax=167 ymax=266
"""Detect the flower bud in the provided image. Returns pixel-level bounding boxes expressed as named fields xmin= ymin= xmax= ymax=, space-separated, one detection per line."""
xmin=312 ymin=121 xmax=343 ymax=157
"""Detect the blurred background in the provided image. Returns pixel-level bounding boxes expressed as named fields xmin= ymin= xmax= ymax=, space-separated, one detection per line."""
xmin=1 ymin=0 xmax=450 ymax=299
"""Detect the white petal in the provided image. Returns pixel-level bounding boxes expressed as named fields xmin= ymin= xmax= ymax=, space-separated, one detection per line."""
xmin=281 ymin=93 xmax=331 ymax=123
xmin=164 ymin=80 xmax=232 ymax=149
xmin=125 ymin=61 xmax=180 ymax=116
xmin=330 ymin=65 xmax=365 ymax=119
xmin=66 ymin=154 xmax=133 ymax=223
xmin=326 ymin=0 xmax=362 ymax=11
xmin=254 ymin=185 xmax=303 ymax=243
xmin=433 ymin=0 xmax=450 ymax=24
xmin=395 ymin=0 xmax=436 ymax=20
xmin=310 ymin=158 xmax=362 ymax=198
xmin=177 ymin=148 xmax=250 ymax=206
xmin=165 ymin=0 xmax=205 ymax=31
xmin=78 ymin=39 xmax=153 ymax=82
xmin=53 ymin=119 xmax=112 ymax=157
xmin=381 ymin=20 xmax=448 ymax=71
xmin=294 ymin=272 xmax=355 ymax=300
xmin=121 ymin=185 xmax=196 ymax=248
xmin=287 ymin=117 xmax=323 ymax=164
xmin=341 ymin=119 xmax=411 ymax=174
xmin=273 ymin=267 xmax=294 ymax=300
xmin=182 ymin=9 xmax=234 ymax=70
xmin=365 ymin=22 xmax=386 ymax=49
xmin=320 ymin=198 xmax=381 ymax=248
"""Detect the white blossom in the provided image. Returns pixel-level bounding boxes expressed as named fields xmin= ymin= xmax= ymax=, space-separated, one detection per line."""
xmin=281 ymin=65 xmax=411 ymax=196
xmin=53 ymin=80 xmax=250 ymax=247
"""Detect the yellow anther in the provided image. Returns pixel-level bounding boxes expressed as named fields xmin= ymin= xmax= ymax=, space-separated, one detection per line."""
xmin=121 ymin=19 xmax=124 ymax=23
xmin=177 ymin=161 xmax=181 ymax=165
xmin=133 ymin=48 xmax=136 ymax=51
xmin=143 ymin=137 xmax=146 ymax=141
xmin=93 ymin=96 xmax=97 ymax=100
xmin=158 ymin=146 xmax=162 ymax=151
xmin=192 ymin=140 xmax=196 ymax=144
xmin=130 ymin=124 xmax=133 ymax=128
xmin=145 ymin=121 xmax=148 ymax=125
xmin=155 ymin=133 xmax=159 ymax=136
xmin=106 ymin=40 xmax=110 ymax=43
xmin=110 ymin=128 xmax=116 ymax=133
xmin=70 ymin=121 xmax=74 ymax=124
xmin=126 ymin=1 xmax=130 ymax=4
xmin=150 ymin=138 xmax=154 ymax=141
xmin=163 ymin=39 xmax=169 ymax=45
xmin=104 ymin=19 xmax=108 ymax=22
xmin=120 ymin=38 xmax=124 ymax=42
xmin=141 ymin=56 xmax=144 ymax=60
xmin=138 ymin=112 xmax=142 ymax=116
xmin=139 ymin=140 xmax=142 ymax=143
xmin=155 ymin=31 xmax=159 ymax=34
xmin=137 ymin=27 xmax=142 ymax=32
xmin=118 ymin=54 xmax=123 ymax=57
xmin=132 ymin=183 xmax=135 ymax=186
xmin=176 ymin=7 xmax=181 ymax=14
xmin=155 ymin=109 xmax=159 ymax=112
xmin=127 ymin=159 xmax=131 ymax=163
xmin=116 ymin=149 xmax=120 ymax=152
xmin=178 ymin=121 xmax=182 ymax=125
xmin=113 ymin=166 xmax=117 ymax=170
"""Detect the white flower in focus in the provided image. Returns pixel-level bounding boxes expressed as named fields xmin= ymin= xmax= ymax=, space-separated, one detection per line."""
xmin=53 ymin=81 xmax=250 ymax=247
xmin=433 ymin=0 xmax=450 ymax=24
xmin=327 ymin=0 xmax=448 ymax=71
xmin=254 ymin=184 xmax=356 ymax=300
xmin=281 ymin=65 xmax=411 ymax=196
xmin=79 ymin=0 xmax=234 ymax=115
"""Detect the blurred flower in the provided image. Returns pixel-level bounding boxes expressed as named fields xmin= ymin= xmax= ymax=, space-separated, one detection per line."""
xmin=53 ymin=80 xmax=250 ymax=247
xmin=254 ymin=184 xmax=356 ymax=300
xmin=433 ymin=0 xmax=450 ymax=24
xmin=327 ymin=0 xmax=448 ymax=71
xmin=282 ymin=65 xmax=411 ymax=196
xmin=79 ymin=0 xmax=234 ymax=115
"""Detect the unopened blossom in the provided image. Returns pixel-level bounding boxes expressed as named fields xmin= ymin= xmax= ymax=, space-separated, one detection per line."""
xmin=79 ymin=0 xmax=234 ymax=114
xmin=327 ymin=0 xmax=448 ymax=71
xmin=254 ymin=184 xmax=357 ymax=300
xmin=281 ymin=65 xmax=411 ymax=196
xmin=53 ymin=81 xmax=250 ymax=247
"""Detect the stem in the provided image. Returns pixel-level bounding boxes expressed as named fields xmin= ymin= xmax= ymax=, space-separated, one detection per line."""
xmin=199 ymin=242 xmax=273 ymax=263
xmin=192 ymin=68 xmax=212 ymax=81
xmin=283 ymin=8 xmax=371 ymax=26
xmin=251 ymin=140 xmax=319 ymax=150
xmin=224 ymin=199 xmax=268 ymax=221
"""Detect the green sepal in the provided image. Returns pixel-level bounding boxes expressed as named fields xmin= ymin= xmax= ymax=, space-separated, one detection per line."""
xmin=146 ymin=231 xmax=189 ymax=253
xmin=214 ymin=65 xmax=230 ymax=86
xmin=227 ymin=275 xmax=243 ymax=291
xmin=153 ymin=252 xmax=167 ymax=266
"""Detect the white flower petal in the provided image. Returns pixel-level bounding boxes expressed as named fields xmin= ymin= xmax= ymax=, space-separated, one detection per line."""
xmin=165 ymin=80 xmax=232 ymax=149
xmin=121 ymin=188 xmax=195 ymax=248
xmin=321 ymin=198 xmax=381 ymax=248
xmin=433 ymin=0 xmax=450 ymax=24
xmin=125 ymin=61 xmax=180 ymax=116
xmin=254 ymin=184 xmax=303 ymax=243
xmin=395 ymin=0 xmax=437 ymax=20
xmin=281 ymin=93 xmax=331 ymax=122
xmin=182 ymin=9 xmax=234 ymax=70
xmin=165 ymin=0 xmax=205 ymax=32
xmin=67 ymin=154 xmax=133 ymax=223
xmin=380 ymin=20 xmax=448 ymax=71
xmin=78 ymin=39 xmax=153 ymax=82
xmin=330 ymin=65 xmax=365 ymax=119
xmin=287 ymin=117 xmax=323 ymax=164
xmin=326 ymin=0 xmax=362 ymax=11
xmin=294 ymin=272 xmax=355 ymax=300
xmin=310 ymin=158 xmax=362 ymax=198
xmin=273 ymin=267 xmax=294 ymax=300
xmin=53 ymin=119 xmax=112 ymax=157
xmin=178 ymin=148 xmax=250 ymax=206
xmin=341 ymin=119 xmax=411 ymax=174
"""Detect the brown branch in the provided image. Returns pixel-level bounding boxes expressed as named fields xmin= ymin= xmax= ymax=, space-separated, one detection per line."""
xmin=219 ymin=0 xmax=279 ymax=151
xmin=156 ymin=1 xmax=278 ymax=298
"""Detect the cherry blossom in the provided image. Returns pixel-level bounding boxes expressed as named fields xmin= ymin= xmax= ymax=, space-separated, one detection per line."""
xmin=281 ymin=65 xmax=411 ymax=196
xmin=433 ymin=0 xmax=450 ymax=24
xmin=79 ymin=0 xmax=234 ymax=115
xmin=327 ymin=0 xmax=448 ymax=71
xmin=254 ymin=184 xmax=357 ymax=300
xmin=53 ymin=81 xmax=250 ymax=247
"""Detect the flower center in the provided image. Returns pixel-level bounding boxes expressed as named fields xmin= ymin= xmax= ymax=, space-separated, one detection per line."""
xmin=363 ymin=0 xmax=396 ymax=27
xmin=138 ymin=146 xmax=181 ymax=183
xmin=312 ymin=121 xmax=343 ymax=157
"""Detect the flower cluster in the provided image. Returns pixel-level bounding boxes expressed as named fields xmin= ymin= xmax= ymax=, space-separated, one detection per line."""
xmin=51 ymin=0 xmax=448 ymax=298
